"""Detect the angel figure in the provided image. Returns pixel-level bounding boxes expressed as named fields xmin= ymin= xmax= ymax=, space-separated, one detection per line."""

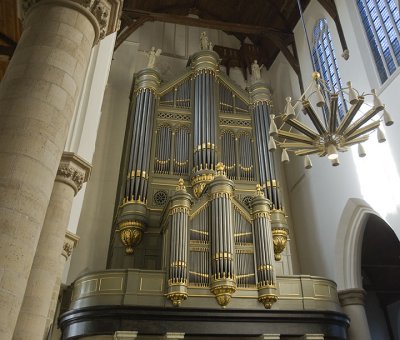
xmin=251 ymin=60 xmax=264 ymax=81
xmin=200 ymin=31 xmax=209 ymax=50
xmin=146 ymin=46 xmax=162 ymax=68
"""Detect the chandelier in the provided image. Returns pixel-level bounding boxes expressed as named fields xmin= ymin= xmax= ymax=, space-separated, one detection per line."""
xmin=269 ymin=72 xmax=394 ymax=168
xmin=268 ymin=0 xmax=394 ymax=169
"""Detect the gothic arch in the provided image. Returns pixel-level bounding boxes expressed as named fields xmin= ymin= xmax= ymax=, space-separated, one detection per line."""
xmin=335 ymin=198 xmax=383 ymax=290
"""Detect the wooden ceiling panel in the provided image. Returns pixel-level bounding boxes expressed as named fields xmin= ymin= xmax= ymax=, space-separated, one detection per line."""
xmin=119 ymin=0 xmax=312 ymax=74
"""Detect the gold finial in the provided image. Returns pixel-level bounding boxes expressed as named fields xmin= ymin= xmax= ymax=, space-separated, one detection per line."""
xmin=216 ymin=162 xmax=226 ymax=176
xmin=256 ymin=184 xmax=264 ymax=196
xmin=216 ymin=162 xmax=225 ymax=171
xmin=177 ymin=178 xmax=186 ymax=191
xmin=312 ymin=71 xmax=320 ymax=80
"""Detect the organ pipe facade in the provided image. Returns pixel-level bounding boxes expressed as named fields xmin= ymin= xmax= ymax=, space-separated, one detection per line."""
xmin=109 ymin=48 xmax=290 ymax=309
xmin=209 ymin=164 xmax=236 ymax=306
xmin=114 ymin=69 xmax=160 ymax=257
xmin=191 ymin=51 xmax=219 ymax=198
xmin=166 ymin=179 xmax=192 ymax=306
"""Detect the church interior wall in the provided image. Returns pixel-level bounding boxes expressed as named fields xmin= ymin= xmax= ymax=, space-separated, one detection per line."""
xmin=265 ymin=0 xmax=400 ymax=287
xmin=365 ymin=291 xmax=392 ymax=340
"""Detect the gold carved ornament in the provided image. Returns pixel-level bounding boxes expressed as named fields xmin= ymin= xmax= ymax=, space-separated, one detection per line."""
xmin=210 ymin=281 xmax=237 ymax=307
xmin=272 ymin=227 xmax=289 ymax=261
xmin=167 ymin=292 xmax=188 ymax=307
xmin=258 ymin=293 xmax=278 ymax=309
xmin=118 ymin=221 xmax=144 ymax=255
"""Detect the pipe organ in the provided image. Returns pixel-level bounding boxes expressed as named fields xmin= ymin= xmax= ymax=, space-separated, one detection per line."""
xmin=62 ymin=39 xmax=349 ymax=340
xmin=110 ymin=49 xmax=290 ymax=309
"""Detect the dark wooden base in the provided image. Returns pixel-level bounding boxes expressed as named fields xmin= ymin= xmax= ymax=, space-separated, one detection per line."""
xmin=59 ymin=306 xmax=349 ymax=339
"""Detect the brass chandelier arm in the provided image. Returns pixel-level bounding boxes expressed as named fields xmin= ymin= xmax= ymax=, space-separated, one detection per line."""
xmin=336 ymin=97 xmax=364 ymax=134
xmin=276 ymin=130 xmax=315 ymax=145
xmin=302 ymin=101 xmax=327 ymax=135
xmin=329 ymin=94 xmax=338 ymax=133
xmin=341 ymin=135 xmax=369 ymax=147
xmin=345 ymin=120 xmax=381 ymax=141
xmin=344 ymin=106 xmax=383 ymax=137
xmin=279 ymin=142 xmax=317 ymax=149
xmin=285 ymin=117 xmax=320 ymax=139
xmin=294 ymin=148 xmax=323 ymax=156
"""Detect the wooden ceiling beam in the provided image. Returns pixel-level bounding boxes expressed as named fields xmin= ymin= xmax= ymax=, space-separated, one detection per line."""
xmin=263 ymin=34 xmax=300 ymax=75
xmin=123 ymin=9 xmax=293 ymax=39
xmin=0 ymin=45 xmax=15 ymax=57
xmin=0 ymin=32 xmax=17 ymax=47
xmin=317 ymin=0 xmax=348 ymax=53
xmin=114 ymin=16 xmax=152 ymax=50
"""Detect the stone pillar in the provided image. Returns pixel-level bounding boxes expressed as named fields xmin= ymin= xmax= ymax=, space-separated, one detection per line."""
xmin=46 ymin=231 xmax=80 ymax=332
xmin=114 ymin=331 xmax=139 ymax=339
xmin=339 ymin=289 xmax=372 ymax=340
xmin=165 ymin=332 xmax=185 ymax=340
xmin=0 ymin=0 xmax=121 ymax=337
xmin=14 ymin=152 xmax=91 ymax=339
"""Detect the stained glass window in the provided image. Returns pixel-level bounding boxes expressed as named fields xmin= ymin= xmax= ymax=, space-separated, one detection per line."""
xmin=312 ymin=19 xmax=347 ymax=118
xmin=356 ymin=0 xmax=400 ymax=83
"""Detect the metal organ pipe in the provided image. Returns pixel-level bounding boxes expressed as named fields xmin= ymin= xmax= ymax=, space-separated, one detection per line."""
xmin=115 ymin=69 xmax=160 ymax=257
xmin=249 ymin=82 xmax=281 ymax=209
xmin=191 ymin=50 xmax=219 ymax=198
xmin=167 ymin=179 xmax=192 ymax=307
xmin=208 ymin=165 xmax=236 ymax=307
xmin=251 ymin=187 xmax=278 ymax=309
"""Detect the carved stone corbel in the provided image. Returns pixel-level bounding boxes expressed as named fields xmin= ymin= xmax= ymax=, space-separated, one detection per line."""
xmin=62 ymin=231 xmax=80 ymax=260
xmin=56 ymin=152 xmax=92 ymax=195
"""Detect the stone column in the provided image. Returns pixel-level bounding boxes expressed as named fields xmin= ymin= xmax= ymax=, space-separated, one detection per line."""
xmin=14 ymin=152 xmax=91 ymax=339
xmin=339 ymin=289 xmax=372 ymax=340
xmin=0 ymin=0 xmax=121 ymax=337
xmin=46 ymin=231 xmax=80 ymax=332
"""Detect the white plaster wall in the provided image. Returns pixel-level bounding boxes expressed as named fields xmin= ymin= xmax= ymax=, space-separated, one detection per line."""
xmin=267 ymin=0 xmax=400 ymax=288
xmin=67 ymin=23 xmax=246 ymax=283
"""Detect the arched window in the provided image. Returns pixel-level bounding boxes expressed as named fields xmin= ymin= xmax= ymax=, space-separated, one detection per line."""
xmin=356 ymin=0 xmax=400 ymax=84
xmin=312 ymin=18 xmax=347 ymax=118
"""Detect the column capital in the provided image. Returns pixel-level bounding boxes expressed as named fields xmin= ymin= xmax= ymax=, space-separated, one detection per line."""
xmin=20 ymin=0 xmax=122 ymax=42
xmin=338 ymin=288 xmax=367 ymax=306
xmin=62 ymin=231 xmax=80 ymax=260
xmin=56 ymin=152 xmax=92 ymax=195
